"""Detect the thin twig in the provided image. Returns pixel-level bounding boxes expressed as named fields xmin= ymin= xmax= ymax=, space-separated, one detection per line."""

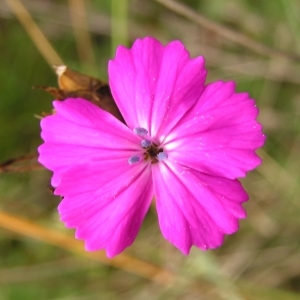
xmin=154 ymin=0 xmax=300 ymax=61
xmin=5 ymin=0 xmax=64 ymax=67
xmin=0 ymin=153 xmax=42 ymax=173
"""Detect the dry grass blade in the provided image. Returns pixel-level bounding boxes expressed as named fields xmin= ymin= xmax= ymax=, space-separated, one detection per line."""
xmin=5 ymin=0 xmax=64 ymax=67
xmin=68 ymin=0 xmax=95 ymax=66
xmin=0 ymin=212 xmax=298 ymax=299
xmin=154 ymin=0 xmax=300 ymax=61
xmin=0 ymin=213 xmax=232 ymax=298
xmin=0 ymin=211 xmax=175 ymax=285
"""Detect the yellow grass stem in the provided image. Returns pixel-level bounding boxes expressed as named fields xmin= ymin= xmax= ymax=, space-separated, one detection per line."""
xmin=68 ymin=0 xmax=96 ymax=66
xmin=0 ymin=211 xmax=175 ymax=285
xmin=5 ymin=0 xmax=64 ymax=67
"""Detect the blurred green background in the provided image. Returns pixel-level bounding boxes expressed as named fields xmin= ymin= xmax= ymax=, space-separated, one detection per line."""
xmin=0 ymin=0 xmax=300 ymax=299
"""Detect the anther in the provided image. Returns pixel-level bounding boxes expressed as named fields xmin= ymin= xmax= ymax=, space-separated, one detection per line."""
xmin=157 ymin=152 xmax=168 ymax=161
xmin=128 ymin=155 xmax=140 ymax=165
xmin=141 ymin=139 xmax=151 ymax=148
xmin=133 ymin=127 xmax=148 ymax=136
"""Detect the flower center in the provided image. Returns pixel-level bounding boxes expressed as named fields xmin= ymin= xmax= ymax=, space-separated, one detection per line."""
xmin=143 ymin=141 xmax=165 ymax=164
xmin=128 ymin=128 xmax=168 ymax=165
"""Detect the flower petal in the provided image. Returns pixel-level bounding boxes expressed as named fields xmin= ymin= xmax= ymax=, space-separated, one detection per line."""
xmin=108 ymin=37 xmax=207 ymax=139
xmin=152 ymin=161 xmax=248 ymax=254
xmin=56 ymin=160 xmax=153 ymax=258
xmin=38 ymin=98 xmax=141 ymax=186
xmin=165 ymin=81 xmax=266 ymax=179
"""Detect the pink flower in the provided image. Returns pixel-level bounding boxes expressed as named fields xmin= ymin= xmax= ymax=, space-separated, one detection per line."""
xmin=38 ymin=37 xmax=265 ymax=258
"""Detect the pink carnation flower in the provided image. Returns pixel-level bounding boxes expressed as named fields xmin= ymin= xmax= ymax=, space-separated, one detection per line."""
xmin=38 ymin=37 xmax=265 ymax=258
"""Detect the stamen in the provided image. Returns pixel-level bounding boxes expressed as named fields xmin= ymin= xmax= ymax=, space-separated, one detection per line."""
xmin=141 ymin=139 xmax=151 ymax=148
xmin=133 ymin=127 xmax=148 ymax=136
xmin=128 ymin=155 xmax=140 ymax=165
xmin=157 ymin=152 xmax=168 ymax=161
